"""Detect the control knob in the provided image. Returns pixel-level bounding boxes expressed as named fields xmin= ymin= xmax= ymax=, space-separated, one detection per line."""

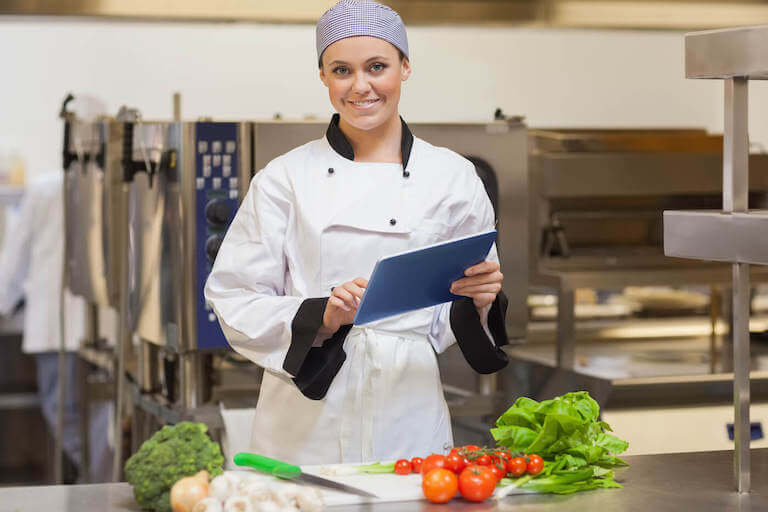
xmin=205 ymin=199 xmax=231 ymax=227
xmin=205 ymin=235 xmax=224 ymax=263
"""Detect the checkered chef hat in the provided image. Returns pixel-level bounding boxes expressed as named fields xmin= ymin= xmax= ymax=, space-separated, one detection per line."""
xmin=316 ymin=0 xmax=409 ymax=62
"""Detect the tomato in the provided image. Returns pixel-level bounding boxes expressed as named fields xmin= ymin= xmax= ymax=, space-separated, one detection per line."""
xmin=421 ymin=454 xmax=447 ymax=475
xmin=394 ymin=459 xmax=411 ymax=475
xmin=422 ymin=468 xmax=458 ymax=504
xmin=462 ymin=444 xmax=481 ymax=452
xmin=410 ymin=457 xmax=424 ymax=474
xmin=526 ymin=454 xmax=544 ymax=475
xmin=506 ymin=457 xmax=527 ymax=477
xmin=444 ymin=453 xmax=467 ymax=474
xmin=488 ymin=463 xmax=505 ymax=482
xmin=474 ymin=454 xmax=491 ymax=466
xmin=457 ymin=465 xmax=497 ymax=502
xmin=495 ymin=450 xmax=511 ymax=462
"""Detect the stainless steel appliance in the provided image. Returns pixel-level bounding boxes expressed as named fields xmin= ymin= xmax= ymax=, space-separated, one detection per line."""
xmin=60 ymin=97 xmax=126 ymax=482
xmin=527 ymin=128 xmax=768 ymax=369
xmin=122 ymin=119 xmax=251 ymax=421
xmin=62 ymin=107 xmax=125 ymax=309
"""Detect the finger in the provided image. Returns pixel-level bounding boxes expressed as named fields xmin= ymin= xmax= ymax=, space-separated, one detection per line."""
xmin=451 ymin=283 xmax=502 ymax=296
xmin=341 ymin=282 xmax=365 ymax=300
xmin=332 ymin=287 xmax=357 ymax=308
xmin=451 ymin=271 xmax=504 ymax=291
xmin=465 ymin=260 xmax=499 ymax=277
xmin=353 ymin=277 xmax=368 ymax=288
xmin=329 ymin=296 xmax=351 ymax=312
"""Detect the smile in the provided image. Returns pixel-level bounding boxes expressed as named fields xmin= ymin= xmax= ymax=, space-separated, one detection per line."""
xmin=347 ymin=98 xmax=380 ymax=109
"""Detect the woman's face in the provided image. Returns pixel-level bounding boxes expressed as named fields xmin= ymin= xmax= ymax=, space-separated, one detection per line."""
xmin=319 ymin=36 xmax=411 ymax=132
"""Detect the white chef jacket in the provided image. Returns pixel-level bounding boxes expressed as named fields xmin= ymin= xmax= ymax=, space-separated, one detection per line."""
xmin=0 ymin=173 xmax=86 ymax=353
xmin=205 ymin=116 xmax=508 ymax=465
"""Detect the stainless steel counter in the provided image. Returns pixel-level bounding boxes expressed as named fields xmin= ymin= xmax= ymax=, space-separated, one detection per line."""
xmin=1 ymin=449 xmax=765 ymax=511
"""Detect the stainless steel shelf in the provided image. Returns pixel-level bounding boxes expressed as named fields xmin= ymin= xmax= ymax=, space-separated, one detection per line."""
xmin=687 ymin=25 xmax=768 ymax=80
xmin=665 ymin=209 xmax=768 ymax=265
xmin=665 ymin=24 xmax=768 ymax=492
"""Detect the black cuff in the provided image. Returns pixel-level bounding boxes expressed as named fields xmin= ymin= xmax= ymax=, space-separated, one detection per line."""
xmin=284 ymin=298 xmax=350 ymax=400
xmin=449 ymin=291 xmax=509 ymax=374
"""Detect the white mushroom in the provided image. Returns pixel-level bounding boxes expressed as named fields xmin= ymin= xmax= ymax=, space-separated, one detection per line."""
xmin=192 ymin=497 xmax=224 ymax=512
xmin=272 ymin=483 xmax=301 ymax=508
xmin=210 ymin=473 xmax=240 ymax=502
xmin=239 ymin=481 xmax=276 ymax=505
xmin=236 ymin=474 xmax=271 ymax=493
xmin=294 ymin=486 xmax=324 ymax=512
xmin=223 ymin=496 xmax=254 ymax=512
xmin=251 ymin=502 xmax=281 ymax=512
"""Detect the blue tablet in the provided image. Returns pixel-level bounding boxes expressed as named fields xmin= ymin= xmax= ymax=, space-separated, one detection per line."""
xmin=353 ymin=230 xmax=498 ymax=326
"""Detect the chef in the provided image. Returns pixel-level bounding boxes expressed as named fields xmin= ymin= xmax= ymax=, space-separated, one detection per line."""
xmin=205 ymin=0 xmax=509 ymax=465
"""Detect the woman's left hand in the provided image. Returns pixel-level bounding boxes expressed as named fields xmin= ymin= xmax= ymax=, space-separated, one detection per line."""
xmin=450 ymin=260 xmax=503 ymax=309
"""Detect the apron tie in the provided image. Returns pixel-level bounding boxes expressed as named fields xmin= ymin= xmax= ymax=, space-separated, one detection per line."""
xmin=339 ymin=327 xmax=423 ymax=461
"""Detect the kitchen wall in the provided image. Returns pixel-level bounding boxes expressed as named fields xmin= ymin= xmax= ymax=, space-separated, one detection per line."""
xmin=1 ymin=18 xmax=766 ymax=178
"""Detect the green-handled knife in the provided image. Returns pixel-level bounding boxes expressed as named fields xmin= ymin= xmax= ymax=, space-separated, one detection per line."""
xmin=233 ymin=452 xmax=378 ymax=499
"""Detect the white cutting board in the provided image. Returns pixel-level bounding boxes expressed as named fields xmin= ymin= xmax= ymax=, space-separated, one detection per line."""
xmin=300 ymin=464 xmax=531 ymax=507
xmin=226 ymin=464 xmax=529 ymax=507
xmin=302 ymin=466 xmax=424 ymax=506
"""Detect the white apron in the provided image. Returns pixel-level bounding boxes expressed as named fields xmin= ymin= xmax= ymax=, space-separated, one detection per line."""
xmin=205 ymin=135 xmax=498 ymax=464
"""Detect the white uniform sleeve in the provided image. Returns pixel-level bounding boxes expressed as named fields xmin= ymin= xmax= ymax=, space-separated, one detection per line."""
xmin=0 ymin=197 xmax=33 ymax=315
xmin=204 ymin=165 xmax=304 ymax=380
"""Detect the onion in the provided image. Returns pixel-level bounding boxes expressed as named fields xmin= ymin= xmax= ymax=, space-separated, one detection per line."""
xmin=171 ymin=470 xmax=210 ymax=512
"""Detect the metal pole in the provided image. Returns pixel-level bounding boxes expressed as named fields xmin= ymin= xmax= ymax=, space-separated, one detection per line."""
xmin=724 ymin=76 xmax=750 ymax=493
xmin=55 ymin=168 xmax=70 ymax=484
xmin=733 ymin=263 xmax=751 ymax=493
xmin=78 ymin=302 xmax=98 ymax=483
xmin=182 ymin=352 xmax=200 ymax=409
xmin=709 ymin=285 xmax=720 ymax=374
xmin=112 ymin=182 xmax=130 ymax=482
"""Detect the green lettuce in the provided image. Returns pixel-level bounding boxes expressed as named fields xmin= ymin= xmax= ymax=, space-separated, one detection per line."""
xmin=493 ymin=391 xmax=628 ymax=495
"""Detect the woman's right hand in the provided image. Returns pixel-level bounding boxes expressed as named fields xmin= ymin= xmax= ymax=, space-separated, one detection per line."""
xmin=319 ymin=277 xmax=368 ymax=334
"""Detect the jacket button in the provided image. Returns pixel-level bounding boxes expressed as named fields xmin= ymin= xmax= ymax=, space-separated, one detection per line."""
xmin=390 ymin=218 xmax=397 ymax=226
xmin=403 ymin=170 xmax=410 ymax=178
xmin=328 ymin=167 xmax=334 ymax=174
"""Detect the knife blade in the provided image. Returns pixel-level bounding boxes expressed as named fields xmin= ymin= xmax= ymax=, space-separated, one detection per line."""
xmin=233 ymin=452 xmax=379 ymax=499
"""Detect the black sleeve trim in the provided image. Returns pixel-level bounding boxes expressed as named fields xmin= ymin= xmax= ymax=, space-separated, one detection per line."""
xmin=450 ymin=291 xmax=509 ymax=374
xmin=284 ymin=298 xmax=351 ymax=400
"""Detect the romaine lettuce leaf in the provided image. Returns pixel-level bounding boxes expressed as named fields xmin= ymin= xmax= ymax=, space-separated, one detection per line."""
xmin=494 ymin=391 xmax=629 ymax=496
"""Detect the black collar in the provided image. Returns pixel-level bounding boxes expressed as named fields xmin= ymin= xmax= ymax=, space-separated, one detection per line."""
xmin=325 ymin=113 xmax=414 ymax=170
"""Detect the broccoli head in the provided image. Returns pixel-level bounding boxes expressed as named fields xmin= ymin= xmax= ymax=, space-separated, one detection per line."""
xmin=124 ymin=421 xmax=224 ymax=512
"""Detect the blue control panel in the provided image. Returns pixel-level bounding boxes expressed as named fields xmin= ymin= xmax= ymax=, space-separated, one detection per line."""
xmin=195 ymin=122 xmax=241 ymax=350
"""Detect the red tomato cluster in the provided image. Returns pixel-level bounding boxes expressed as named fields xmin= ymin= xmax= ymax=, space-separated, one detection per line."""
xmin=392 ymin=456 xmax=426 ymax=475
xmin=396 ymin=446 xmax=546 ymax=504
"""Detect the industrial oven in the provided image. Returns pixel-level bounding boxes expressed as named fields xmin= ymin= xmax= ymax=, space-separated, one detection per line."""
xmin=121 ymin=119 xmax=251 ymax=413
xmin=506 ymin=128 xmax=768 ymax=455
